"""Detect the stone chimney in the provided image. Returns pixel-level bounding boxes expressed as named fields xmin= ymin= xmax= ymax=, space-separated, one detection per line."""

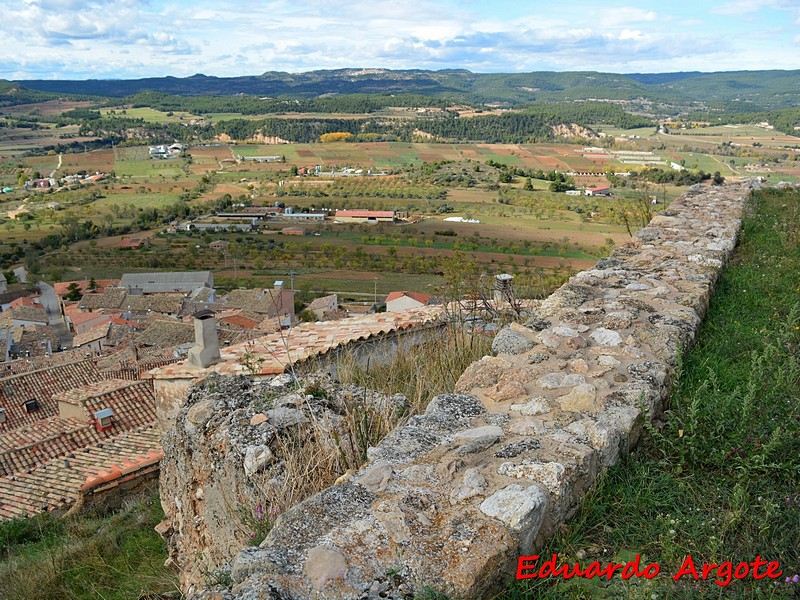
xmin=493 ymin=273 xmax=514 ymax=303
xmin=187 ymin=309 xmax=220 ymax=368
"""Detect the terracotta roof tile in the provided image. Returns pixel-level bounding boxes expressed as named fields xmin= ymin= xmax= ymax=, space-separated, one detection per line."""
xmin=5 ymin=305 xmax=48 ymax=324
xmin=0 ymin=348 xmax=95 ymax=375
xmin=150 ymin=306 xmax=443 ymax=380
xmin=385 ymin=290 xmax=433 ymax=305
xmin=0 ymin=426 xmax=161 ymax=520
xmin=79 ymin=288 xmax=127 ymax=311
xmin=72 ymin=322 xmax=112 ymax=348
xmin=122 ymin=293 xmax=184 ymax=315
xmin=53 ymin=279 xmax=119 ymax=297
xmin=0 ymin=416 xmax=98 ymax=476
xmin=307 ymin=294 xmax=338 ymax=312
xmin=0 ymin=360 xmax=101 ymax=432
xmin=55 ymin=379 xmax=155 ymax=432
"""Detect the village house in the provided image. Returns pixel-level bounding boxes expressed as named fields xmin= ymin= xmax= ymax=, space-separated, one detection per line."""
xmin=65 ymin=305 xmax=116 ymax=335
xmin=0 ymin=374 xmax=160 ymax=520
xmin=0 ymin=305 xmax=49 ymax=329
xmin=222 ymin=283 xmax=296 ymax=326
xmin=71 ymin=322 xmax=112 ymax=355
xmin=306 ymin=294 xmax=338 ymax=321
xmin=0 ymin=359 xmax=102 ymax=432
xmin=385 ymin=290 xmax=434 ymax=313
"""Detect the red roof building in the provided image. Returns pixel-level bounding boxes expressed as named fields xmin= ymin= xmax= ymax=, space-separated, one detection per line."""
xmin=385 ymin=291 xmax=433 ymax=313
xmin=334 ymin=210 xmax=396 ymax=222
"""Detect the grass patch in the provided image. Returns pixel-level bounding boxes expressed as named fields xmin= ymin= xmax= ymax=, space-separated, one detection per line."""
xmin=336 ymin=324 xmax=493 ymax=421
xmin=500 ymin=187 xmax=800 ymax=599
xmin=0 ymin=488 xmax=178 ymax=600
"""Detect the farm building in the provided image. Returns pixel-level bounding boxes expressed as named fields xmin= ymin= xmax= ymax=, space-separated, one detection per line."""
xmin=334 ymin=210 xmax=396 ymax=223
xmin=118 ymin=238 xmax=145 ymax=250
xmin=281 ymin=207 xmax=326 ymax=222
xmin=238 ymin=155 xmax=283 ymax=163
xmin=586 ymin=186 xmax=612 ymax=197
xmin=209 ymin=240 xmax=230 ymax=251
xmin=216 ymin=207 xmax=283 ymax=220
xmin=281 ymin=227 xmax=306 ymax=236
xmin=181 ymin=221 xmax=257 ymax=232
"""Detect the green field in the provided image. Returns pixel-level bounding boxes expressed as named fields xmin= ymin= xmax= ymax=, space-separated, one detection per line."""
xmin=100 ymin=106 xmax=196 ymax=123
xmin=1 ymin=104 xmax=798 ymax=293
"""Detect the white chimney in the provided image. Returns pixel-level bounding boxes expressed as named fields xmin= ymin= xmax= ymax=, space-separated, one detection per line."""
xmin=494 ymin=273 xmax=514 ymax=303
xmin=187 ymin=310 xmax=220 ymax=368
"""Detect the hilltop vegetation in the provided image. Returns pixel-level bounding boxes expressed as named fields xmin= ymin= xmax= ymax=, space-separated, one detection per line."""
xmin=9 ymin=68 xmax=800 ymax=112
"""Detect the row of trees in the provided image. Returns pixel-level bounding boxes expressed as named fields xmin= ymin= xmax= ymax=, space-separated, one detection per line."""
xmin=41 ymin=101 xmax=656 ymax=149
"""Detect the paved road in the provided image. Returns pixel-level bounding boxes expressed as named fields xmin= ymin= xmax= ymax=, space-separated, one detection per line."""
xmin=37 ymin=281 xmax=72 ymax=349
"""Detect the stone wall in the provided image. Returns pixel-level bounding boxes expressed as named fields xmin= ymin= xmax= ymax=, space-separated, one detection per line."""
xmin=160 ymin=182 xmax=753 ymax=598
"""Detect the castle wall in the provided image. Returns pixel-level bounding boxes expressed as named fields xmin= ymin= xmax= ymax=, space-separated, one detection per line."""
xmin=159 ymin=182 xmax=753 ymax=598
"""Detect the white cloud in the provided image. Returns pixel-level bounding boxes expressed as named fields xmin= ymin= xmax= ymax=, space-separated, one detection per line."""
xmin=618 ymin=29 xmax=646 ymax=41
xmin=711 ymin=0 xmax=796 ymax=15
xmin=598 ymin=7 xmax=658 ymax=27
xmin=0 ymin=0 xmax=799 ymax=79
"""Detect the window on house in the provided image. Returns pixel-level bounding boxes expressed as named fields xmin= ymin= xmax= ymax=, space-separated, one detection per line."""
xmin=94 ymin=408 xmax=114 ymax=431
xmin=0 ymin=407 xmax=6 ymax=423
xmin=23 ymin=399 xmax=38 ymax=413
xmin=3 ymin=385 xmax=12 ymax=397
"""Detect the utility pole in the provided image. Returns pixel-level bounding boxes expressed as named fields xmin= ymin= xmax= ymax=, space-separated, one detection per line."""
xmin=373 ymin=277 xmax=378 ymax=305
xmin=290 ymin=270 xmax=295 ymax=291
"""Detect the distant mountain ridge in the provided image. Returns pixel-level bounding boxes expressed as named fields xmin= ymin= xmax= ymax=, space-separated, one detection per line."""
xmin=10 ymin=68 xmax=800 ymax=110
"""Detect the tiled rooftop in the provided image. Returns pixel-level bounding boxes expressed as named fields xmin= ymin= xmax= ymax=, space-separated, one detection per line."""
xmin=307 ymin=294 xmax=338 ymax=312
xmin=79 ymin=288 xmax=127 ymax=311
xmin=72 ymin=322 xmax=111 ymax=348
xmin=177 ymin=301 xmax=225 ymax=319
xmin=56 ymin=378 xmax=156 ymax=432
xmin=0 ymin=305 xmax=48 ymax=325
xmin=0 ymin=360 xmax=102 ymax=432
xmin=137 ymin=319 xmax=243 ymax=349
xmin=0 ymin=348 xmax=95 ymax=376
xmin=0 ymin=416 xmax=99 ymax=476
xmin=150 ymin=305 xmax=443 ymax=379
xmin=223 ymin=288 xmax=293 ymax=315
xmin=13 ymin=326 xmax=61 ymax=358
xmin=0 ymin=426 xmax=161 ymax=521
xmin=218 ymin=309 xmax=263 ymax=330
xmin=67 ymin=309 xmax=115 ymax=327
xmin=53 ymin=279 xmax=119 ymax=297
xmin=122 ymin=293 xmax=185 ymax=315
xmin=386 ymin=290 xmax=433 ymax=305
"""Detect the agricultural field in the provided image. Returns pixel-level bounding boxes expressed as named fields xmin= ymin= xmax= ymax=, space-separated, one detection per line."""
xmin=231 ymin=142 xmax=626 ymax=173
xmin=0 ymin=125 xmax=87 ymax=158
xmin=0 ymin=101 xmax=798 ymax=299
xmin=99 ymin=107 xmax=197 ymax=123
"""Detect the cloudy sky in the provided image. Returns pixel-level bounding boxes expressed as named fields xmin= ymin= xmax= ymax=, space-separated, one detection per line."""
xmin=2 ymin=0 xmax=799 ymax=80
